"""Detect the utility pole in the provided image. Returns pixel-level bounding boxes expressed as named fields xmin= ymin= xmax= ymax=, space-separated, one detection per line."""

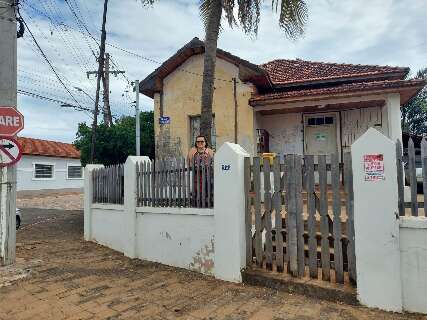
xmin=90 ymin=0 xmax=108 ymax=163
xmin=102 ymin=53 xmax=111 ymax=125
xmin=87 ymin=53 xmax=124 ymax=128
xmin=0 ymin=0 xmax=17 ymax=266
xmin=135 ymin=80 xmax=140 ymax=156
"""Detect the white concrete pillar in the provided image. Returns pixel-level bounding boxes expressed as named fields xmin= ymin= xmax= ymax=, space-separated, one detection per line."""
xmin=386 ymin=93 xmax=402 ymax=143
xmin=84 ymin=164 xmax=104 ymax=241
xmin=214 ymin=142 xmax=249 ymax=282
xmin=123 ymin=156 xmax=150 ymax=258
xmin=351 ymin=128 xmax=402 ymax=312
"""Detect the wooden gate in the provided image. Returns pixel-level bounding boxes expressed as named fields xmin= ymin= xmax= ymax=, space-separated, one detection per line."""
xmin=244 ymin=153 xmax=356 ymax=285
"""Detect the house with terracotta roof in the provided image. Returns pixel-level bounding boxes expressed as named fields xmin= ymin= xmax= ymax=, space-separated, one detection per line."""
xmin=140 ymin=37 xmax=426 ymax=159
xmin=17 ymin=137 xmax=83 ymax=193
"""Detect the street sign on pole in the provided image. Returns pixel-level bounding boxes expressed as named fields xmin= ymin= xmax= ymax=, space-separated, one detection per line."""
xmin=0 ymin=137 xmax=22 ymax=168
xmin=0 ymin=106 xmax=24 ymax=137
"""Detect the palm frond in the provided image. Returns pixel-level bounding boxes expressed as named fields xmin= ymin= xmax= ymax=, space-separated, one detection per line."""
xmin=272 ymin=0 xmax=308 ymax=40
xmin=236 ymin=0 xmax=261 ymax=35
xmin=199 ymin=0 xmax=213 ymax=31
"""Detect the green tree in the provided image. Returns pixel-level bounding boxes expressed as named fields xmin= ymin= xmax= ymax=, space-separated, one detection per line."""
xmin=402 ymin=68 xmax=427 ymax=135
xmin=199 ymin=0 xmax=308 ymax=144
xmin=74 ymin=111 xmax=155 ymax=166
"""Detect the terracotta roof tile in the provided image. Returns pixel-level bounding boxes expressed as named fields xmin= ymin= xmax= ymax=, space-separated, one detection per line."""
xmin=250 ymin=79 xmax=426 ymax=104
xmin=260 ymin=59 xmax=409 ymax=86
xmin=17 ymin=137 xmax=80 ymax=159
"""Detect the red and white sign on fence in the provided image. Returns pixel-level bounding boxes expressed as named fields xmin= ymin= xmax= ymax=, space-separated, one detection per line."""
xmin=363 ymin=154 xmax=385 ymax=181
xmin=0 ymin=106 xmax=24 ymax=137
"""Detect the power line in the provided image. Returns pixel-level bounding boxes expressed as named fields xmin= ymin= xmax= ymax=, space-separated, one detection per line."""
xmin=17 ymin=7 xmax=87 ymax=111
xmin=18 ymin=89 xmax=92 ymax=114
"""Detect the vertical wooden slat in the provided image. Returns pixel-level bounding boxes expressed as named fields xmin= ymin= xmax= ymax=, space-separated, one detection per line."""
xmin=92 ymin=169 xmax=96 ymax=203
xmin=201 ymin=159 xmax=206 ymax=208
xmin=318 ymin=155 xmax=330 ymax=281
xmin=244 ymin=157 xmax=252 ymax=267
xmin=286 ymin=155 xmax=298 ymax=276
xmin=305 ymin=155 xmax=317 ymax=278
xmin=396 ymin=140 xmax=405 ymax=216
xmin=331 ymin=153 xmax=344 ymax=284
xmin=422 ymin=138 xmax=427 ymax=217
xmin=136 ymin=163 xmax=140 ymax=206
xmin=142 ymin=162 xmax=146 ymax=206
xmin=147 ymin=161 xmax=151 ymax=206
xmin=186 ymin=158 xmax=191 ymax=208
xmin=263 ymin=157 xmax=273 ymax=270
xmin=145 ymin=162 xmax=149 ymax=206
xmin=151 ymin=160 xmax=156 ymax=206
xmin=283 ymin=155 xmax=290 ymax=271
xmin=273 ymin=156 xmax=284 ymax=272
xmin=196 ymin=157 xmax=201 ymax=208
xmin=408 ymin=138 xmax=418 ymax=216
xmin=192 ymin=157 xmax=196 ymax=207
xmin=155 ymin=159 xmax=159 ymax=207
xmin=169 ymin=159 xmax=173 ymax=207
xmin=253 ymin=157 xmax=262 ymax=266
xmin=182 ymin=158 xmax=187 ymax=207
xmin=207 ymin=157 xmax=212 ymax=208
xmin=344 ymin=152 xmax=356 ymax=284
xmin=178 ymin=158 xmax=182 ymax=207
xmin=295 ymin=155 xmax=304 ymax=278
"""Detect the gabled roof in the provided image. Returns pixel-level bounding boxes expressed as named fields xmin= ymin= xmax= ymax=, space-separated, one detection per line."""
xmin=18 ymin=137 xmax=80 ymax=159
xmin=139 ymin=37 xmax=269 ymax=98
xmin=260 ymin=59 xmax=409 ymax=87
xmin=139 ymin=38 xmax=424 ymax=105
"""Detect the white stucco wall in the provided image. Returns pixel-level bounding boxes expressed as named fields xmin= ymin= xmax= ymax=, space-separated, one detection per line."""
xmin=17 ymin=155 xmax=83 ymax=191
xmin=400 ymin=217 xmax=427 ymax=314
xmin=136 ymin=207 xmax=215 ymax=275
xmin=91 ymin=205 xmax=127 ymax=253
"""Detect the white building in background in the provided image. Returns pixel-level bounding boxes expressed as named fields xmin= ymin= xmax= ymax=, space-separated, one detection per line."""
xmin=17 ymin=137 xmax=83 ymax=193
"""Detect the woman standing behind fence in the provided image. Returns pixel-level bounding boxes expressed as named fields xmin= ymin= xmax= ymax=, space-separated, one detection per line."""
xmin=188 ymin=135 xmax=214 ymax=207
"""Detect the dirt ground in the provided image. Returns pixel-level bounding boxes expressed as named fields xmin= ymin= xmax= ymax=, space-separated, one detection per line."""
xmin=17 ymin=192 xmax=83 ymax=210
xmin=0 ymin=208 xmax=426 ymax=319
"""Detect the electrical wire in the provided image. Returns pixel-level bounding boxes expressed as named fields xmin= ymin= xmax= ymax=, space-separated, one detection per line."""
xmin=18 ymin=12 xmax=85 ymax=112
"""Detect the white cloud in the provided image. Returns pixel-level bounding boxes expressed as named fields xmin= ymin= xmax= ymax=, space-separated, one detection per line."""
xmin=17 ymin=0 xmax=427 ymax=143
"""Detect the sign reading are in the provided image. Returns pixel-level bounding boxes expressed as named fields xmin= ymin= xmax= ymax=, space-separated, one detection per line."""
xmin=0 ymin=106 xmax=24 ymax=136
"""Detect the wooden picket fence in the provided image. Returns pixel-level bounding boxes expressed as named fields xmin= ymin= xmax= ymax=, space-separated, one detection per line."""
xmin=245 ymin=153 xmax=356 ymax=285
xmin=396 ymin=137 xmax=427 ymax=217
xmin=92 ymin=164 xmax=124 ymax=204
xmin=136 ymin=156 xmax=214 ymax=208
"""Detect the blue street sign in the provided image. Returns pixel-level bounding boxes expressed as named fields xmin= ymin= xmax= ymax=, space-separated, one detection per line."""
xmin=159 ymin=116 xmax=170 ymax=125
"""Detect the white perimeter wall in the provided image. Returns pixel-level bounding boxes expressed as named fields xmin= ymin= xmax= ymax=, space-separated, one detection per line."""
xmin=17 ymin=155 xmax=83 ymax=191
xmin=136 ymin=207 xmax=215 ymax=275
xmin=91 ymin=205 xmax=127 ymax=253
xmin=400 ymin=217 xmax=427 ymax=314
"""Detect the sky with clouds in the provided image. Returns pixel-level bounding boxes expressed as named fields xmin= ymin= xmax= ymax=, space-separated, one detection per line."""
xmin=15 ymin=0 xmax=427 ymax=143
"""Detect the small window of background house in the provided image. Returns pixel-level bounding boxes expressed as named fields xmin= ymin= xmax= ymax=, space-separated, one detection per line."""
xmin=190 ymin=115 xmax=216 ymax=150
xmin=34 ymin=163 xmax=54 ymax=179
xmin=67 ymin=165 xmax=83 ymax=179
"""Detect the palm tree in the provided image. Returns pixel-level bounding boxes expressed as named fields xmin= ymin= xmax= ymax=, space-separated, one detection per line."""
xmin=199 ymin=0 xmax=308 ymax=145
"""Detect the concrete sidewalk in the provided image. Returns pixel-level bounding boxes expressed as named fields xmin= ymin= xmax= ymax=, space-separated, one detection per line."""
xmin=0 ymin=209 xmax=425 ymax=320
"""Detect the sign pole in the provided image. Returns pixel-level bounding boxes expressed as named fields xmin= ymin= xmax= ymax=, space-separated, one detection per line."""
xmin=135 ymin=80 xmax=140 ymax=156
xmin=0 ymin=0 xmax=17 ymax=266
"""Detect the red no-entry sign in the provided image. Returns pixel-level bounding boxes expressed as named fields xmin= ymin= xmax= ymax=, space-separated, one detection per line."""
xmin=0 ymin=136 xmax=22 ymax=167
xmin=0 ymin=106 xmax=24 ymax=136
